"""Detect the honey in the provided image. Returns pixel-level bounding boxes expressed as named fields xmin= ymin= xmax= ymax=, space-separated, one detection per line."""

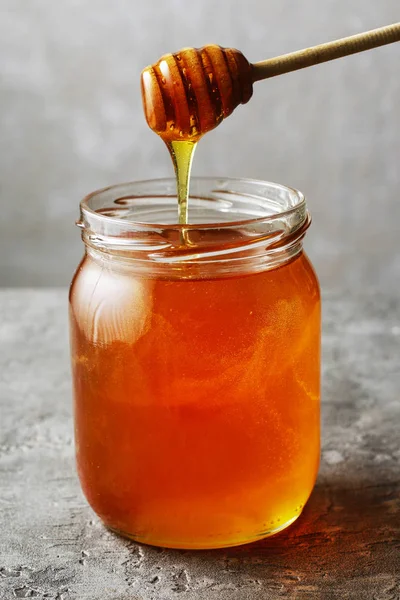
xmin=167 ymin=140 xmax=196 ymax=225
xmin=140 ymin=45 xmax=253 ymax=143
xmin=70 ymin=239 xmax=320 ymax=549
xmin=141 ymin=44 xmax=253 ymax=225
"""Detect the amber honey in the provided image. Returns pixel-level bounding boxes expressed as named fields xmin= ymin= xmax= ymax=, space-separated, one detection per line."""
xmin=141 ymin=45 xmax=253 ymax=226
xmin=70 ymin=193 xmax=320 ymax=549
xmin=141 ymin=45 xmax=253 ymax=143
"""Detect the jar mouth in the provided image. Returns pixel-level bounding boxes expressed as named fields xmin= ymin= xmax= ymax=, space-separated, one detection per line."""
xmin=80 ymin=176 xmax=305 ymax=230
xmin=78 ymin=177 xmax=310 ymax=277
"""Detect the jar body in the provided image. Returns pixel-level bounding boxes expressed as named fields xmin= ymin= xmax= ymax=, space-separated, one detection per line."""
xmin=70 ymin=249 xmax=320 ymax=548
xmin=70 ymin=177 xmax=320 ymax=549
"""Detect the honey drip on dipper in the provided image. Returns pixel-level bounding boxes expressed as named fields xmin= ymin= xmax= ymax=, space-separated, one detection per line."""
xmin=141 ymin=45 xmax=253 ymax=225
xmin=141 ymin=25 xmax=400 ymax=226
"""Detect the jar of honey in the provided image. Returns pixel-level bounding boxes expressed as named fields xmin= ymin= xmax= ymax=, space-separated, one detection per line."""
xmin=69 ymin=177 xmax=321 ymax=549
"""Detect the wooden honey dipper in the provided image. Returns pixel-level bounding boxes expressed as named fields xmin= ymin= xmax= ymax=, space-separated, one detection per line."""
xmin=141 ymin=22 xmax=400 ymax=142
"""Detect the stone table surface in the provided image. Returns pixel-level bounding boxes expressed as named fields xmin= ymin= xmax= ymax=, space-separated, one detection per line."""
xmin=0 ymin=289 xmax=399 ymax=600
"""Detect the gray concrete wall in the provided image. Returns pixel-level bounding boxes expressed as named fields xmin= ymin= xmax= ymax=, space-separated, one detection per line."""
xmin=1 ymin=0 xmax=399 ymax=288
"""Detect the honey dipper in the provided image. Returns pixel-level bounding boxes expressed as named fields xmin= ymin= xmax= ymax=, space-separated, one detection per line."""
xmin=141 ymin=22 xmax=400 ymax=142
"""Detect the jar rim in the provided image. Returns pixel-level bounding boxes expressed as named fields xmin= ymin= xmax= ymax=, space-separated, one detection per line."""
xmin=78 ymin=177 xmax=310 ymax=277
xmin=80 ymin=176 xmax=306 ymax=231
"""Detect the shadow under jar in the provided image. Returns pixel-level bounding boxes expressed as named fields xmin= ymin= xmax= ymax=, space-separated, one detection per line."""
xmin=69 ymin=177 xmax=321 ymax=550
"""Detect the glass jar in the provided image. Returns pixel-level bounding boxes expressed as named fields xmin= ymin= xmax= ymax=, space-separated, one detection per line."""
xmin=69 ymin=177 xmax=321 ymax=550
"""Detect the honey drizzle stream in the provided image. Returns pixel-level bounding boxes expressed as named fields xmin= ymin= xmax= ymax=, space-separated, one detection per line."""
xmin=166 ymin=140 xmax=197 ymax=242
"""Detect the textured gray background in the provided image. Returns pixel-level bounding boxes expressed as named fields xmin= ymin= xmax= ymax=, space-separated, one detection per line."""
xmin=0 ymin=0 xmax=399 ymax=287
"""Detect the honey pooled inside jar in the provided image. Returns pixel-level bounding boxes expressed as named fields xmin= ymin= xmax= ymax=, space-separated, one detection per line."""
xmin=70 ymin=246 xmax=320 ymax=549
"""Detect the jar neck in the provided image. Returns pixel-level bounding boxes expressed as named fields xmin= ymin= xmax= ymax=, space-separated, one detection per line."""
xmin=79 ymin=177 xmax=311 ymax=278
